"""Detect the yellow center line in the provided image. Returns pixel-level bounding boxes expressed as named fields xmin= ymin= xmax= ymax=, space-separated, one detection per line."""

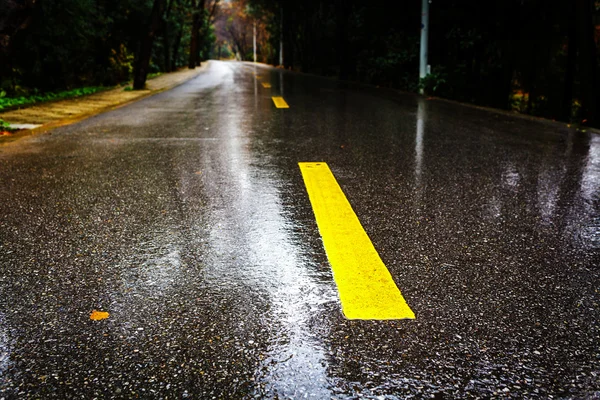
xmin=272 ymin=96 xmax=289 ymax=108
xmin=261 ymin=82 xmax=272 ymax=88
xmin=299 ymin=162 xmax=415 ymax=320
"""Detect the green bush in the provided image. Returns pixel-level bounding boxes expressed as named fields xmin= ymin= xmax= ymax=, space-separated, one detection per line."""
xmin=419 ymin=69 xmax=448 ymax=96
xmin=106 ymin=44 xmax=134 ymax=85
xmin=0 ymin=118 xmax=18 ymax=132
xmin=0 ymin=86 xmax=108 ymax=111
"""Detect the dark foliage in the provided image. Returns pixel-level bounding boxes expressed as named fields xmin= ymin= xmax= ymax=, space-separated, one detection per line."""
xmin=250 ymin=0 xmax=600 ymax=126
xmin=0 ymin=0 xmax=218 ymax=95
xmin=2 ymin=0 xmax=599 ymax=126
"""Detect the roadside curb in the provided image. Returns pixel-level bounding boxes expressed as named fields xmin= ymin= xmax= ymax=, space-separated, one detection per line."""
xmin=241 ymin=61 xmax=600 ymax=137
xmin=423 ymin=94 xmax=600 ymax=137
xmin=0 ymin=62 xmax=210 ymax=145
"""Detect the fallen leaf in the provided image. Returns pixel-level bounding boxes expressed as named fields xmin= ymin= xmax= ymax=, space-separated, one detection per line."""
xmin=90 ymin=310 xmax=110 ymax=321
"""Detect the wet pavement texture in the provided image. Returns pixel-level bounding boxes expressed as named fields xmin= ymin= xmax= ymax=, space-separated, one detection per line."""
xmin=0 ymin=61 xmax=599 ymax=398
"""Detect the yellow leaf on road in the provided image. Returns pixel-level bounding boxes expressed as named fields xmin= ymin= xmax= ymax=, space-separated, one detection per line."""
xmin=90 ymin=310 xmax=110 ymax=321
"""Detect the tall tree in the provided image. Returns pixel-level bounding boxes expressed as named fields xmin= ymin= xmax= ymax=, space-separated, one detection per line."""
xmin=575 ymin=0 xmax=599 ymax=125
xmin=162 ymin=0 xmax=178 ymax=73
xmin=199 ymin=0 xmax=220 ymax=62
xmin=0 ymin=0 xmax=36 ymax=91
xmin=133 ymin=0 xmax=167 ymax=89
xmin=335 ymin=0 xmax=351 ymax=79
xmin=188 ymin=0 xmax=206 ymax=68
xmin=217 ymin=0 xmax=254 ymax=61
xmin=562 ymin=1 xmax=577 ymax=121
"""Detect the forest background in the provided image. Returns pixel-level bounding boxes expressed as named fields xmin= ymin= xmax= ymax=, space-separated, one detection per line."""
xmin=1 ymin=0 xmax=599 ymax=127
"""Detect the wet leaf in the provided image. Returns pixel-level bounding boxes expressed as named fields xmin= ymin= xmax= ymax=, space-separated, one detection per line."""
xmin=90 ymin=310 xmax=110 ymax=321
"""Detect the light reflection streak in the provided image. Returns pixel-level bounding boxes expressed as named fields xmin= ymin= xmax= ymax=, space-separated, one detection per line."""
xmin=578 ymin=134 xmax=600 ymax=248
xmin=581 ymin=135 xmax=600 ymax=205
xmin=0 ymin=311 xmax=12 ymax=380
xmin=415 ymin=100 xmax=425 ymax=185
xmin=203 ymin=62 xmax=335 ymax=397
xmin=279 ymin=69 xmax=284 ymax=97
xmin=118 ymin=233 xmax=184 ymax=297
xmin=536 ymin=164 xmax=564 ymax=225
xmin=502 ymin=163 xmax=521 ymax=189
xmin=254 ymin=64 xmax=258 ymax=109
xmin=413 ymin=100 xmax=426 ymax=216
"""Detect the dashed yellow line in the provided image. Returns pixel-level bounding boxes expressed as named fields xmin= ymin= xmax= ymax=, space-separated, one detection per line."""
xmin=299 ymin=162 xmax=415 ymax=320
xmin=272 ymin=96 xmax=289 ymax=109
xmin=261 ymin=82 xmax=272 ymax=88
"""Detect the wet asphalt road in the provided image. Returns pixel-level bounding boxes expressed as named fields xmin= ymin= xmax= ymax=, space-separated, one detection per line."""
xmin=0 ymin=61 xmax=599 ymax=399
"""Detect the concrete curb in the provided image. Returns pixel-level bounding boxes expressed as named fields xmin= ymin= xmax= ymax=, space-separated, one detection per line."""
xmin=0 ymin=62 xmax=210 ymax=145
xmin=424 ymin=95 xmax=600 ymax=136
xmin=240 ymin=61 xmax=600 ymax=137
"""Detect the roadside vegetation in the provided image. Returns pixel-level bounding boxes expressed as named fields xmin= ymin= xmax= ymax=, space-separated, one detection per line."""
xmin=246 ymin=0 xmax=600 ymax=128
xmin=0 ymin=118 xmax=13 ymax=133
xmin=0 ymin=87 xmax=108 ymax=112
xmin=1 ymin=0 xmax=599 ymax=128
xmin=0 ymin=0 xmax=219 ymax=101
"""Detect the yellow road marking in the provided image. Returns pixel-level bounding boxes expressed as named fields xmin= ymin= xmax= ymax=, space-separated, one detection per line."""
xmin=299 ymin=162 xmax=415 ymax=320
xmin=272 ymin=96 xmax=289 ymax=108
xmin=261 ymin=82 xmax=272 ymax=88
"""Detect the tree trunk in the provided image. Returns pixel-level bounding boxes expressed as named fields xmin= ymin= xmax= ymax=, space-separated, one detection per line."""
xmin=162 ymin=0 xmax=176 ymax=73
xmin=489 ymin=40 xmax=514 ymax=110
xmin=198 ymin=0 xmax=218 ymax=63
xmin=491 ymin=3 xmax=517 ymax=110
xmin=163 ymin=26 xmax=171 ymax=72
xmin=526 ymin=48 xmax=537 ymax=115
xmin=562 ymin=1 xmax=577 ymax=122
xmin=188 ymin=12 xmax=200 ymax=68
xmin=576 ymin=0 xmax=598 ymax=125
xmin=0 ymin=0 xmax=35 ymax=93
xmin=282 ymin=6 xmax=294 ymax=69
xmin=133 ymin=0 xmax=167 ymax=90
xmin=172 ymin=26 xmax=183 ymax=71
xmin=196 ymin=33 xmax=202 ymax=65
xmin=188 ymin=0 xmax=205 ymax=69
xmin=335 ymin=0 xmax=350 ymax=80
xmin=526 ymin=80 xmax=536 ymax=115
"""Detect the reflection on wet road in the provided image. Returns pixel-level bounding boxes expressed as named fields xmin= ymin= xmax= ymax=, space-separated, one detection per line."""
xmin=579 ymin=134 xmax=600 ymax=247
xmin=299 ymin=162 xmax=414 ymax=320
xmin=199 ymin=75 xmax=337 ymax=397
xmin=0 ymin=61 xmax=599 ymax=398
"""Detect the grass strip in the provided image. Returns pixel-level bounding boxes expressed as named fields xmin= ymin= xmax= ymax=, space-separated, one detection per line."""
xmin=0 ymin=86 xmax=109 ymax=111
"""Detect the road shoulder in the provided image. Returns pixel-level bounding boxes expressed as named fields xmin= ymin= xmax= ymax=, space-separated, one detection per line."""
xmin=0 ymin=62 xmax=210 ymax=143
